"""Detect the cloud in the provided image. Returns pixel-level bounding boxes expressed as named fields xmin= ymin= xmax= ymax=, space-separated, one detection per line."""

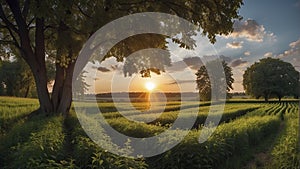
xmin=97 ymin=66 xmax=111 ymax=72
xmin=226 ymin=41 xmax=243 ymax=49
xmin=230 ymin=59 xmax=248 ymax=67
xmin=167 ymin=55 xmax=234 ymax=72
xmin=228 ymin=19 xmax=275 ymax=42
xmin=275 ymin=38 xmax=300 ymax=71
xmin=167 ymin=56 xmax=203 ymax=72
xmin=219 ymin=55 xmax=233 ymax=63
xmin=289 ymin=38 xmax=300 ymax=48
xmin=244 ymin=51 xmax=251 ymax=56
xmin=166 ymin=80 xmax=195 ymax=85
xmin=277 ymin=38 xmax=300 ymax=58
xmin=264 ymin=52 xmax=273 ymax=57
xmin=182 ymin=57 xmax=203 ymax=70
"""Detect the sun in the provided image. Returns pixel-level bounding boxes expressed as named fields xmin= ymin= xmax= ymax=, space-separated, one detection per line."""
xmin=145 ymin=81 xmax=156 ymax=91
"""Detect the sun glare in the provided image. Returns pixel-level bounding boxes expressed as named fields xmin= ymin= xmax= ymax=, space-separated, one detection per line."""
xmin=145 ymin=81 xmax=156 ymax=91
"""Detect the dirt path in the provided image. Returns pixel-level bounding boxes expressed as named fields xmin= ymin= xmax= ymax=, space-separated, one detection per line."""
xmin=244 ymin=122 xmax=285 ymax=169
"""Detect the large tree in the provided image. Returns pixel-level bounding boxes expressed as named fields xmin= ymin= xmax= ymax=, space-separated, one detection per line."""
xmin=0 ymin=0 xmax=243 ymax=115
xmin=243 ymin=57 xmax=299 ymax=102
xmin=195 ymin=59 xmax=234 ymax=101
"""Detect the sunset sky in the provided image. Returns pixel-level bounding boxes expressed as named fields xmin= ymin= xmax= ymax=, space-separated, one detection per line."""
xmin=85 ymin=0 xmax=300 ymax=94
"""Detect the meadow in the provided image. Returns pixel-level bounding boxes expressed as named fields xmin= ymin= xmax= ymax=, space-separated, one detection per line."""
xmin=0 ymin=96 xmax=299 ymax=169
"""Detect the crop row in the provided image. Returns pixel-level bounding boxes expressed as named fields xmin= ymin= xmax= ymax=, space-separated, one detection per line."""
xmin=150 ymin=116 xmax=281 ymax=169
xmin=149 ymin=106 xmax=259 ymax=128
xmin=67 ymin=112 xmax=148 ymax=168
xmin=100 ymin=104 xmax=260 ymax=130
xmin=268 ymin=113 xmax=299 ymax=169
xmin=246 ymin=101 xmax=298 ymax=118
xmin=78 ymin=102 xmax=258 ymax=120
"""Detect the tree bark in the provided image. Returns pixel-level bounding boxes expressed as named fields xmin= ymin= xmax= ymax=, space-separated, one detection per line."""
xmin=57 ymin=62 xmax=75 ymax=116
xmin=7 ymin=0 xmax=53 ymax=114
xmin=31 ymin=67 xmax=53 ymax=113
xmin=51 ymin=60 xmax=65 ymax=111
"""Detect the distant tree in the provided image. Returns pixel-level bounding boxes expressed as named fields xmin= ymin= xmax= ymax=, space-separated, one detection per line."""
xmin=196 ymin=59 xmax=234 ymax=101
xmin=0 ymin=0 xmax=243 ymax=115
xmin=243 ymin=58 xmax=299 ymax=102
xmin=0 ymin=59 xmax=36 ymax=97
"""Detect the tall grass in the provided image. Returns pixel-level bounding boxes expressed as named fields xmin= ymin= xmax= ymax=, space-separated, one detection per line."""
xmin=0 ymin=97 xmax=39 ymax=134
xmin=268 ymin=112 xmax=299 ymax=168
xmin=151 ymin=116 xmax=280 ymax=169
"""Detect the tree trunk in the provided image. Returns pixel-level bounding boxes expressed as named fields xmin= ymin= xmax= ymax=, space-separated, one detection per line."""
xmin=51 ymin=63 xmax=64 ymax=111
xmin=6 ymin=1 xmax=53 ymax=114
xmin=264 ymin=95 xmax=269 ymax=102
xmin=56 ymin=62 xmax=75 ymax=116
xmin=6 ymin=0 xmax=74 ymax=116
xmin=32 ymin=67 xmax=53 ymax=114
xmin=24 ymin=85 xmax=30 ymax=98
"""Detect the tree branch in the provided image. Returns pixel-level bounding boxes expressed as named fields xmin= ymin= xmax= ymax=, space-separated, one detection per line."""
xmin=6 ymin=0 xmax=35 ymax=62
xmin=0 ymin=5 xmax=18 ymax=33
xmin=77 ymin=5 xmax=92 ymax=18
xmin=22 ymin=0 xmax=30 ymax=19
xmin=6 ymin=26 xmax=21 ymax=49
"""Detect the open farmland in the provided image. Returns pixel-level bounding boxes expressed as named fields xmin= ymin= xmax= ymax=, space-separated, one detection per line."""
xmin=0 ymin=97 xmax=299 ymax=168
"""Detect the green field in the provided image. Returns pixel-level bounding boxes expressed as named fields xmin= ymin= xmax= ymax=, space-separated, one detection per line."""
xmin=0 ymin=97 xmax=299 ymax=169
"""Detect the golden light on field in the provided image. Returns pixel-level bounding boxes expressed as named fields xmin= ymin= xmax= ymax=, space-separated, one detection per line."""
xmin=145 ymin=81 xmax=156 ymax=91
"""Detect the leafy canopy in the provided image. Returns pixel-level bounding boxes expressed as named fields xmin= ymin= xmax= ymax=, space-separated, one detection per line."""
xmin=0 ymin=0 xmax=244 ymax=77
xmin=196 ymin=59 xmax=234 ymax=101
xmin=243 ymin=57 xmax=299 ymax=101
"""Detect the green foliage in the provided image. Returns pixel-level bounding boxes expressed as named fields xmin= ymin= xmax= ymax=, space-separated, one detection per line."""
xmin=0 ymin=97 xmax=38 ymax=134
xmin=0 ymin=114 xmax=63 ymax=168
xmin=0 ymin=59 xmax=37 ymax=97
xmin=147 ymin=104 xmax=259 ymax=128
xmin=152 ymin=116 xmax=280 ymax=169
xmin=9 ymin=116 xmax=65 ymax=168
xmin=244 ymin=101 xmax=299 ymax=119
xmin=243 ymin=57 xmax=299 ymax=101
xmin=0 ymin=0 xmax=244 ymax=114
xmin=196 ymin=59 xmax=234 ymax=101
xmin=269 ymin=113 xmax=299 ymax=169
xmin=1 ymin=98 xmax=299 ymax=168
xmin=68 ymin=112 xmax=148 ymax=169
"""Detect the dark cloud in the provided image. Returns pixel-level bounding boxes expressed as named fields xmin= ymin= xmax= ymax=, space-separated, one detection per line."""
xmin=219 ymin=55 xmax=233 ymax=63
xmin=167 ymin=55 xmax=234 ymax=72
xmin=230 ymin=59 xmax=248 ymax=67
xmin=229 ymin=19 xmax=275 ymax=42
xmin=97 ymin=66 xmax=111 ymax=72
xmin=182 ymin=57 xmax=203 ymax=70
xmin=167 ymin=56 xmax=203 ymax=72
